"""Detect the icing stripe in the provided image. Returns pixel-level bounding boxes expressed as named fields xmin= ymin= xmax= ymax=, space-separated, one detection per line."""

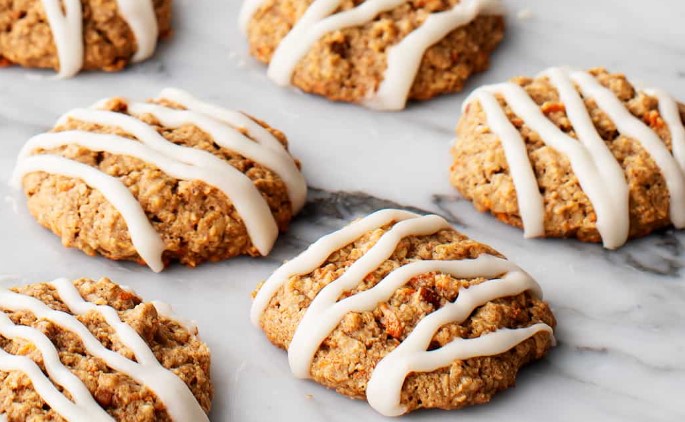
xmin=251 ymin=209 xmax=420 ymax=325
xmin=21 ymin=125 xmax=278 ymax=257
xmin=569 ymin=71 xmax=685 ymax=228
xmin=542 ymin=68 xmax=630 ymax=247
xmin=0 ymin=313 xmax=112 ymax=421
xmin=128 ymin=102 xmax=307 ymax=213
xmin=257 ymin=0 xmax=342 ymax=86
xmin=483 ymin=82 xmax=625 ymax=248
xmin=254 ymin=210 xmax=553 ymax=416
xmin=368 ymin=323 xmax=551 ymax=416
xmin=366 ymin=269 xmax=547 ymax=416
xmin=239 ymin=0 xmax=264 ymax=33
xmin=151 ymin=301 xmax=199 ymax=335
xmin=13 ymin=89 xmax=307 ymax=267
xmin=464 ymin=90 xmax=546 ymax=238
xmin=58 ymin=106 xmax=276 ymax=180
xmin=59 ymin=106 xmax=284 ymax=217
xmin=0 ymin=280 xmax=208 ymax=421
xmin=267 ymin=0 xmax=405 ymax=86
xmin=41 ymin=0 xmax=157 ymax=77
xmin=462 ymin=68 xmax=685 ymax=247
xmin=158 ymin=88 xmax=289 ymax=153
xmin=288 ymin=214 xmax=452 ymax=377
xmin=240 ymin=0 xmax=503 ymax=110
xmin=115 ymin=0 xmax=159 ymax=63
xmin=10 ymin=154 xmax=166 ymax=272
xmin=288 ymin=255 xmax=529 ymax=379
xmin=42 ymin=0 xmax=83 ymax=78
xmin=0 ymin=349 xmax=108 ymax=421
xmin=365 ymin=0 xmax=504 ymax=111
xmin=643 ymin=89 xmax=685 ymax=175
xmin=59 ymin=104 xmax=259 ymax=178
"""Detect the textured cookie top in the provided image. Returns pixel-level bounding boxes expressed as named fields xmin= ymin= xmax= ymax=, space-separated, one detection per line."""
xmin=240 ymin=0 xmax=505 ymax=110
xmin=253 ymin=209 xmax=555 ymax=416
xmin=12 ymin=88 xmax=307 ymax=271
xmin=0 ymin=277 xmax=211 ymax=421
xmin=0 ymin=0 xmax=171 ymax=77
xmin=451 ymin=67 xmax=685 ymax=248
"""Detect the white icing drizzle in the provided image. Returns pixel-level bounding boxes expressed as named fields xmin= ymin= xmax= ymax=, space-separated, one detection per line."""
xmin=54 ymin=112 xmax=277 ymax=256
xmin=253 ymin=209 xmax=554 ymax=416
xmin=0 ymin=348 xmax=109 ymax=421
xmin=41 ymin=0 xmax=83 ymax=78
xmin=114 ymin=0 xmax=159 ymax=63
xmin=239 ymin=0 xmax=264 ymax=33
xmin=462 ymin=67 xmax=685 ymax=248
xmin=127 ymin=101 xmax=307 ymax=213
xmin=288 ymin=254 xmax=533 ymax=377
xmin=14 ymin=129 xmax=278 ymax=258
xmin=12 ymin=89 xmax=306 ymax=269
xmin=0 ymin=313 xmax=113 ymax=421
xmin=158 ymin=88 xmax=288 ymax=153
xmin=10 ymin=154 xmax=166 ymax=272
xmin=40 ymin=0 xmax=157 ymax=78
xmin=266 ymin=0 xmax=405 ymax=87
xmin=476 ymin=82 xmax=625 ymax=247
xmin=288 ymin=214 xmax=453 ymax=377
xmin=644 ymin=89 xmax=685 ymax=174
xmin=151 ymin=301 xmax=199 ymax=336
xmin=569 ymin=71 xmax=685 ymax=228
xmin=463 ymin=90 xmax=546 ymax=238
xmin=542 ymin=68 xmax=630 ymax=247
xmin=368 ymin=323 xmax=551 ymax=416
xmin=239 ymin=0 xmax=503 ymax=110
xmin=251 ymin=209 xmax=420 ymax=325
xmin=364 ymin=0 xmax=504 ymax=110
xmin=0 ymin=278 xmax=208 ymax=421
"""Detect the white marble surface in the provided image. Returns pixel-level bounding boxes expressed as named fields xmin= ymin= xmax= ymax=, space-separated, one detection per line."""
xmin=1 ymin=0 xmax=685 ymax=421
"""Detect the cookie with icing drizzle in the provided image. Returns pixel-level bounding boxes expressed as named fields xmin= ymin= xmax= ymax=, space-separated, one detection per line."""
xmin=252 ymin=209 xmax=556 ymax=416
xmin=450 ymin=67 xmax=685 ymax=249
xmin=240 ymin=0 xmax=505 ymax=110
xmin=12 ymin=88 xmax=307 ymax=272
xmin=0 ymin=277 xmax=211 ymax=421
xmin=0 ymin=0 xmax=172 ymax=78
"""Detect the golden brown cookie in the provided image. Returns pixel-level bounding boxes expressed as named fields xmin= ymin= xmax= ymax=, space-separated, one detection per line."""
xmin=0 ymin=277 xmax=212 ymax=421
xmin=252 ymin=209 xmax=555 ymax=416
xmin=12 ymin=88 xmax=307 ymax=271
xmin=0 ymin=0 xmax=172 ymax=77
xmin=240 ymin=0 xmax=505 ymax=110
xmin=450 ymin=67 xmax=685 ymax=249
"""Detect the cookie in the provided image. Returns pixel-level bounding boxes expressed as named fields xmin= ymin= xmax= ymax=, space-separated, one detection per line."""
xmin=252 ymin=209 xmax=555 ymax=416
xmin=12 ymin=88 xmax=307 ymax=271
xmin=0 ymin=0 xmax=172 ymax=77
xmin=240 ymin=0 xmax=505 ymax=110
xmin=0 ymin=277 xmax=212 ymax=421
xmin=450 ymin=67 xmax=685 ymax=249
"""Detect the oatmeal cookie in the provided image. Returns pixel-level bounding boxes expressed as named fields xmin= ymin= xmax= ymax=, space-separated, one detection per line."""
xmin=252 ymin=209 xmax=555 ymax=416
xmin=0 ymin=0 xmax=173 ymax=77
xmin=240 ymin=0 xmax=505 ymax=110
xmin=0 ymin=277 xmax=212 ymax=421
xmin=12 ymin=88 xmax=307 ymax=271
xmin=450 ymin=67 xmax=685 ymax=249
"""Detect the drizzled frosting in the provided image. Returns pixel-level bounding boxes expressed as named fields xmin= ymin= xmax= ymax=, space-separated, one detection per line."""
xmin=11 ymin=89 xmax=307 ymax=272
xmin=0 ymin=278 xmax=208 ymax=421
xmin=40 ymin=0 xmax=158 ymax=77
xmin=252 ymin=209 xmax=554 ymax=416
xmin=461 ymin=67 xmax=685 ymax=249
xmin=239 ymin=0 xmax=504 ymax=110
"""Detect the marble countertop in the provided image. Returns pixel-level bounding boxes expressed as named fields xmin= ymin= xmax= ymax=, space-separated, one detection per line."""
xmin=1 ymin=0 xmax=684 ymax=421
